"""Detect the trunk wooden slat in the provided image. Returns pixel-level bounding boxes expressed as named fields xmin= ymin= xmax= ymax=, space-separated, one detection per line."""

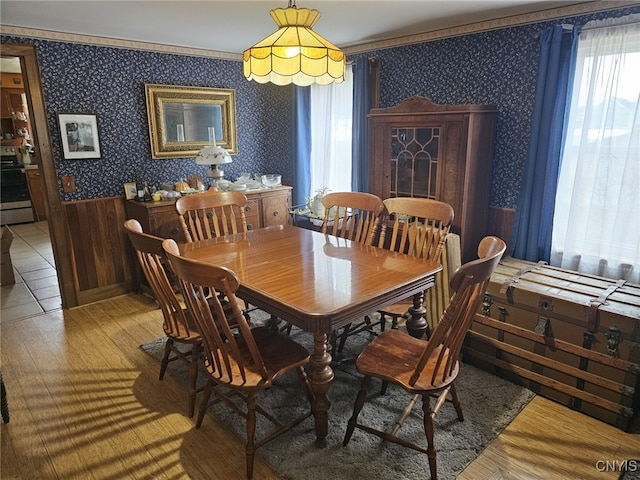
xmin=464 ymin=257 xmax=640 ymax=430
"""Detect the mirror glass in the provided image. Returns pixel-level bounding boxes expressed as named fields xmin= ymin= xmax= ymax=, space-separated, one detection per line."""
xmin=145 ymin=84 xmax=237 ymax=158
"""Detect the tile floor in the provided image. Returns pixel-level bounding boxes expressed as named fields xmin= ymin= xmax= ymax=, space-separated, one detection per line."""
xmin=1 ymin=221 xmax=62 ymax=324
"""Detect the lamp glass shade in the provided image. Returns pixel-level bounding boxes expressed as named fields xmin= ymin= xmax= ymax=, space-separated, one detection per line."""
xmin=243 ymin=6 xmax=346 ymax=86
xmin=195 ymin=145 xmax=232 ymax=165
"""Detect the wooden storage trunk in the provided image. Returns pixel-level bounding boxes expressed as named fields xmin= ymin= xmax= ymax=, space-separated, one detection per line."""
xmin=463 ymin=257 xmax=640 ymax=430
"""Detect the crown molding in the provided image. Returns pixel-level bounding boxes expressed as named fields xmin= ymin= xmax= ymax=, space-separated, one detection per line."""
xmin=0 ymin=26 xmax=243 ymax=62
xmin=1 ymin=2 xmax=638 ymax=60
xmin=343 ymin=1 xmax=639 ymax=55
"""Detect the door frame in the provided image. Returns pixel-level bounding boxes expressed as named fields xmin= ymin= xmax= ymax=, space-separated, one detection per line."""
xmin=3 ymin=43 xmax=77 ymax=307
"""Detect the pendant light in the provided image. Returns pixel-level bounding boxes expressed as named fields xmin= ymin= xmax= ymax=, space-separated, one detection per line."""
xmin=243 ymin=0 xmax=346 ymax=87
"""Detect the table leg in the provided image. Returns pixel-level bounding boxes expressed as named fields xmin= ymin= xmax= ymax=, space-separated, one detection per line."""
xmin=405 ymin=290 xmax=429 ymax=339
xmin=307 ymin=332 xmax=334 ymax=447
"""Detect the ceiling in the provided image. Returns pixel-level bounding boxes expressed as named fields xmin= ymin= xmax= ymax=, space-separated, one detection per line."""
xmin=1 ymin=0 xmax=590 ymax=60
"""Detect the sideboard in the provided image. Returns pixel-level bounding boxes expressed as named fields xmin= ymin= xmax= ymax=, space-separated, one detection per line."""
xmin=126 ymin=185 xmax=292 ymax=242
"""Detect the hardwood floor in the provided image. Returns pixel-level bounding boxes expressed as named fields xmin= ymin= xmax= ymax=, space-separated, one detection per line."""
xmin=458 ymin=395 xmax=639 ymax=480
xmin=1 ymin=293 xmax=639 ymax=479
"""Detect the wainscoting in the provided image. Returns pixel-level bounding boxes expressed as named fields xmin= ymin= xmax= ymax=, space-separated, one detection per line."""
xmin=62 ymin=196 xmax=134 ymax=305
xmin=487 ymin=206 xmax=515 ymax=250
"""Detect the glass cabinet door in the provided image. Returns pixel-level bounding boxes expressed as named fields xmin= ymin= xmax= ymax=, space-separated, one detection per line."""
xmin=390 ymin=127 xmax=439 ymax=199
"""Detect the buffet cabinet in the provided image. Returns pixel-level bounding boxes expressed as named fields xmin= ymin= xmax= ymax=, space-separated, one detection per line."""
xmin=126 ymin=185 xmax=292 ymax=243
xmin=367 ymin=96 xmax=497 ymax=263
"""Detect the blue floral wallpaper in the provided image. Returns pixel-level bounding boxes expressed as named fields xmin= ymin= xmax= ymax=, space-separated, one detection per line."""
xmin=0 ymin=36 xmax=294 ymax=201
xmin=353 ymin=5 xmax=640 ymax=208
xmin=2 ymin=4 xmax=638 ymax=206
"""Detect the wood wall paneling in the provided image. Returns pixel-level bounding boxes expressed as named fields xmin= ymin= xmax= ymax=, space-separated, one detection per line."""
xmin=62 ymin=196 xmax=135 ymax=304
xmin=487 ymin=206 xmax=515 ymax=252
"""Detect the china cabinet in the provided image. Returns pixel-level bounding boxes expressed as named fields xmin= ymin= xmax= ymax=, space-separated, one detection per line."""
xmin=367 ymin=96 xmax=497 ymax=262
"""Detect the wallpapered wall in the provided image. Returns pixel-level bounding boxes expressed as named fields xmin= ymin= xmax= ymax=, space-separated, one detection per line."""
xmin=354 ymin=5 xmax=640 ymax=208
xmin=2 ymin=4 xmax=638 ymax=206
xmin=1 ymin=36 xmax=294 ymax=201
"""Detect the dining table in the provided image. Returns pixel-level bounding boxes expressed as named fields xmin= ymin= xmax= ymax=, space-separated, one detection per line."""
xmin=179 ymin=224 xmax=442 ymax=446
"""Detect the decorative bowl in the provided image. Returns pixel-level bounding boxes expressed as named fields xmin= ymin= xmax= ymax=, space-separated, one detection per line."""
xmin=217 ymin=179 xmax=231 ymax=190
xmin=261 ymin=174 xmax=281 ymax=187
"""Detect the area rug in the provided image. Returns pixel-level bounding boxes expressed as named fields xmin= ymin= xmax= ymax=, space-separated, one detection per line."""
xmin=140 ymin=310 xmax=535 ymax=480
xmin=619 ymin=461 xmax=640 ymax=480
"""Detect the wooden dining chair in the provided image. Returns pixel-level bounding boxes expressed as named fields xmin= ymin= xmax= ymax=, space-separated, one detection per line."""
xmin=378 ymin=198 xmax=454 ymax=334
xmin=320 ymin=191 xmax=384 ymax=244
xmin=163 ymin=239 xmax=313 ymax=478
xmin=334 ymin=197 xmax=454 ymax=352
xmin=175 ymin=191 xmax=249 ymax=242
xmin=123 ymin=219 xmax=202 ymax=417
xmin=343 ymin=236 xmax=506 ymax=480
xmin=176 ymin=190 xmax=265 ymax=318
xmin=319 ymin=192 xmax=385 ymax=352
xmin=162 ymin=238 xmax=314 ymax=480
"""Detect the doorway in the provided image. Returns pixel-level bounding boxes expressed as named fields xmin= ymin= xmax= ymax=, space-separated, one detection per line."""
xmin=2 ymin=44 xmax=76 ymax=307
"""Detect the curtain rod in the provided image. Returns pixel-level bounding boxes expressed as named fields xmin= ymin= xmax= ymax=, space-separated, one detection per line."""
xmin=534 ymin=17 xmax=640 ymax=40
xmin=581 ymin=19 xmax=640 ymax=32
xmin=533 ymin=24 xmax=574 ymax=40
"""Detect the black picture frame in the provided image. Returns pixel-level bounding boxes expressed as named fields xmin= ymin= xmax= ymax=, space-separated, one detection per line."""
xmin=58 ymin=113 xmax=102 ymax=160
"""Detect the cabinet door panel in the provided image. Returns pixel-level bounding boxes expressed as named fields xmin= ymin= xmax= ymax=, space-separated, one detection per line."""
xmin=149 ymin=209 xmax=184 ymax=242
xmin=261 ymin=191 xmax=291 ymax=227
xmin=391 ymin=126 xmax=440 ymax=198
xmin=126 ymin=201 xmax=184 ymax=242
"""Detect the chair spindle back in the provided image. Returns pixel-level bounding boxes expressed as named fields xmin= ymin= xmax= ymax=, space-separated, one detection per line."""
xmin=124 ymin=219 xmax=195 ymax=339
xmin=162 ymin=239 xmax=269 ymax=384
xmin=175 ymin=191 xmax=249 ymax=242
xmin=321 ymin=192 xmax=384 ymax=245
xmin=411 ymin=236 xmax=506 ymax=387
xmin=380 ymin=197 xmax=454 ymax=262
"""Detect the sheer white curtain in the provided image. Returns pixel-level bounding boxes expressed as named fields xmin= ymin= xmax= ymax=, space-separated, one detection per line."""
xmin=309 ymin=67 xmax=353 ymax=196
xmin=551 ymin=14 xmax=640 ymax=284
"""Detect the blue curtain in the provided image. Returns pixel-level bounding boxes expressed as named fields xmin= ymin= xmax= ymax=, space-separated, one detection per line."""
xmin=351 ymin=57 xmax=373 ymax=192
xmin=510 ymin=25 xmax=579 ymax=262
xmin=293 ymin=86 xmax=311 ymax=207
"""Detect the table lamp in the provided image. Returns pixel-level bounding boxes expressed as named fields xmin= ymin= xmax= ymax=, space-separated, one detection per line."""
xmin=195 ymin=127 xmax=232 ymax=186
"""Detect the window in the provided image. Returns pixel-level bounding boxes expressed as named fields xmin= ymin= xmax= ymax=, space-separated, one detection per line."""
xmin=308 ymin=67 xmax=353 ymax=196
xmin=551 ymin=16 xmax=640 ymax=283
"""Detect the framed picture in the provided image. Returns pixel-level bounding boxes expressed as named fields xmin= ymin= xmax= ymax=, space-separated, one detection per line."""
xmin=58 ymin=113 xmax=102 ymax=159
xmin=145 ymin=84 xmax=237 ymax=158
xmin=123 ymin=182 xmax=137 ymax=200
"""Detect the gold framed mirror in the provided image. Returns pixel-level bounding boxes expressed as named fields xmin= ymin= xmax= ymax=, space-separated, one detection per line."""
xmin=145 ymin=84 xmax=237 ymax=159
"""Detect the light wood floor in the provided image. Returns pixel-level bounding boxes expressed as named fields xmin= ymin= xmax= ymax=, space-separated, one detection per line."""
xmin=1 ymin=293 xmax=639 ymax=479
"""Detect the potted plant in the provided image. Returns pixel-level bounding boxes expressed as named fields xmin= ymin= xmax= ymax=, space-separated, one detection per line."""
xmin=18 ymin=143 xmax=32 ymax=165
